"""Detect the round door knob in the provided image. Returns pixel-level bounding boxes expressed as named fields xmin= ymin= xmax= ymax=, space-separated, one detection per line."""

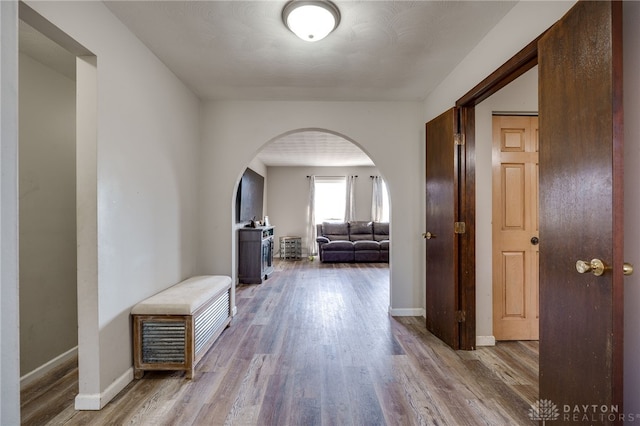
xmin=576 ymin=259 xmax=606 ymax=276
xmin=576 ymin=259 xmax=633 ymax=276
xmin=423 ymin=232 xmax=436 ymax=240
xmin=531 ymin=236 xmax=539 ymax=245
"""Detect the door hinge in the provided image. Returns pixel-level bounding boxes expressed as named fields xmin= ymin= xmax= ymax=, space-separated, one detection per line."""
xmin=454 ymin=133 xmax=465 ymax=146
xmin=456 ymin=310 xmax=466 ymax=323
xmin=454 ymin=221 xmax=466 ymax=234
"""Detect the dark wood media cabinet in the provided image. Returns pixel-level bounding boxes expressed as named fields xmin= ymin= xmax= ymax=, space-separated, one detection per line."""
xmin=238 ymin=226 xmax=274 ymax=284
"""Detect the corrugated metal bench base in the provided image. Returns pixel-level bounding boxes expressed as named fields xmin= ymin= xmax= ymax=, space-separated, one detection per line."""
xmin=132 ymin=279 xmax=231 ymax=379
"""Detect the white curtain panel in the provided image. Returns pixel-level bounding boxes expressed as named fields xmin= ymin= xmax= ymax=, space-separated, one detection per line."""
xmin=344 ymin=175 xmax=356 ymax=222
xmin=306 ymin=175 xmax=317 ymax=256
xmin=371 ymin=176 xmax=384 ymax=222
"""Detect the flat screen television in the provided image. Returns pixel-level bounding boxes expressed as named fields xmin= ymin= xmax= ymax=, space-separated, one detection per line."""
xmin=236 ymin=168 xmax=264 ymax=223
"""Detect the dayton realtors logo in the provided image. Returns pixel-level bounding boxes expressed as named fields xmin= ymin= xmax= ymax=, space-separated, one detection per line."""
xmin=528 ymin=399 xmax=560 ymax=425
xmin=528 ymin=400 xmax=639 ymax=423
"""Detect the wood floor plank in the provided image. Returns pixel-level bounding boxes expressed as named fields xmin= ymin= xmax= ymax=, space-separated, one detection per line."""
xmin=20 ymin=355 xmax=78 ymax=407
xmin=392 ymin=355 xmax=453 ymax=425
xmin=164 ymin=371 xmax=226 ymax=426
xmin=22 ymin=259 xmax=539 ymax=425
xmin=20 ymin=368 xmax=77 ymax=425
xmin=223 ymin=354 xmax=276 ymax=425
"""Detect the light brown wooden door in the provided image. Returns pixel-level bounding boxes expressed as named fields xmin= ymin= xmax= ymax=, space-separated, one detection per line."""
xmin=492 ymin=115 xmax=539 ymax=341
xmin=425 ymin=108 xmax=459 ymax=350
xmin=539 ymin=0 xmax=623 ymax=415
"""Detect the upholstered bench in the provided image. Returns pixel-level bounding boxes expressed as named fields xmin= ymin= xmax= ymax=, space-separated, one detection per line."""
xmin=131 ymin=275 xmax=232 ymax=379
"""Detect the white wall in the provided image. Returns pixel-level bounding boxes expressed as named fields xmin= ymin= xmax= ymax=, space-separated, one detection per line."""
xmin=623 ymin=0 xmax=640 ymax=415
xmin=199 ymin=101 xmax=422 ymax=315
xmin=24 ymin=0 xmax=202 ymax=409
xmin=266 ymin=166 xmax=381 ymax=256
xmin=423 ymin=1 xmax=574 ymax=122
xmin=474 ymin=67 xmax=538 ymax=340
xmin=0 ymin=1 xmax=20 ymax=423
xmin=18 ymin=52 xmax=77 ymax=375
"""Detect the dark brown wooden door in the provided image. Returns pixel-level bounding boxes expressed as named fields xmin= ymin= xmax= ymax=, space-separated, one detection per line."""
xmin=539 ymin=0 xmax=623 ymax=417
xmin=425 ymin=108 xmax=459 ymax=350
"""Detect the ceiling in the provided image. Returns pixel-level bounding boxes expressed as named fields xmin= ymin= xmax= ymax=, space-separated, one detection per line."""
xmin=21 ymin=1 xmax=518 ymax=166
xmin=257 ymin=131 xmax=374 ymax=167
xmin=104 ymin=1 xmax=516 ymax=103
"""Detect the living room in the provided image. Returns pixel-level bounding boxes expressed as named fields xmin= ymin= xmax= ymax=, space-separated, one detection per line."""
xmin=261 ymin=164 xmax=389 ymax=261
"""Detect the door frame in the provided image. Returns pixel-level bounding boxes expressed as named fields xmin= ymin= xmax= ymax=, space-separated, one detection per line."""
xmin=19 ymin=2 xmax=100 ymax=409
xmin=453 ymin=34 xmax=544 ymax=350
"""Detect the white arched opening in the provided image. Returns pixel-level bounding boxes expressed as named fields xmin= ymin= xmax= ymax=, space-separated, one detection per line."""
xmin=229 ymin=128 xmax=393 ymax=311
xmin=198 ymin=100 xmax=423 ymax=322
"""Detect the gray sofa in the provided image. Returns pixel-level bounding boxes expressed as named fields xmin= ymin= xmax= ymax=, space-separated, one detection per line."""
xmin=316 ymin=221 xmax=389 ymax=262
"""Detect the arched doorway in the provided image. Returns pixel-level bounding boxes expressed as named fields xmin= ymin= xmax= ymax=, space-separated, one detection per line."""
xmin=231 ymin=128 xmax=392 ymax=307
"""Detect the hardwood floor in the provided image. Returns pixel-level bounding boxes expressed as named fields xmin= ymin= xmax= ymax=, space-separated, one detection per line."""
xmin=21 ymin=260 xmax=538 ymax=425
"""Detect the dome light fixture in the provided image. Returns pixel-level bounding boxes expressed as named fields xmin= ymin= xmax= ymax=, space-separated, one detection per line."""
xmin=282 ymin=0 xmax=341 ymax=42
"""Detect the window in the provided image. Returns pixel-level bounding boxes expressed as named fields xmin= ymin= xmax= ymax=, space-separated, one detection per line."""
xmin=314 ymin=176 xmax=346 ymax=224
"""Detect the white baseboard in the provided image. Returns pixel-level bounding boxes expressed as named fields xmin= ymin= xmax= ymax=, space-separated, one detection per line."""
xmin=232 ymin=305 xmax=238 ymax=316
xmin=20 ymin=346 xmax=78 ymax=388
xmin=74 ymin=367 xmax=133 ymax=410
xmin=388 ymin=307 xmax=425 ymax=317
xmin=74 ymin=392 xmax=102 ymax=411
xmin=476 ymin=336 xmax=496 ymax=346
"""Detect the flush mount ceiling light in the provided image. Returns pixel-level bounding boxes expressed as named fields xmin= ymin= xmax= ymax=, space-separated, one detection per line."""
xmin=282 ymin=0 xmax=341 ymax=42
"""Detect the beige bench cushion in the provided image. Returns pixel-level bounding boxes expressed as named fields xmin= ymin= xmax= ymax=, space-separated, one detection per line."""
xmin=131 ymin=275 xmax=232 ymax=316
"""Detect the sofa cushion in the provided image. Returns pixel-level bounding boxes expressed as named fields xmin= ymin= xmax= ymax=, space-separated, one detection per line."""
xmin=355 ymin=251 xmax=380 ymax=262
xmin=323 ymin=251 xmax=355 ymax=262
xmin=380 ymin=240 xmax=390 ymax=250
xmin=349 ymin=221 xmax=373 ymax=241
xmin=354 ymin=240 xmax=380 ymax=251
xmin=322 ymin=240 xmax=354 ymax=251
xmin=323 ymin=222 xmax=349 ymax=241
xmin=373 ymin=222 xmax=390 ymax=242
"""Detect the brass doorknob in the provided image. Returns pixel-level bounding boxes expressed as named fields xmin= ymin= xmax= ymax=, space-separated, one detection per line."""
xmin=423 ymin=232 xmax=436 ymax=239
xmin=576 ymin=259 xmax=606 ymax=276
xmin=576 ymin=259 xmax=634 ymax=276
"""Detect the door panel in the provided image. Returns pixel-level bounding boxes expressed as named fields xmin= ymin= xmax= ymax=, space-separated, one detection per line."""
xmin=493 ymin=116 xmax=539 ymax=340
xmin=539 ymin=0 xmax=623 ymax=414
xmin=425 ymin=108 xmax=459 ymax=350
xmin=503 ymin=252 xmax=524 ymax=315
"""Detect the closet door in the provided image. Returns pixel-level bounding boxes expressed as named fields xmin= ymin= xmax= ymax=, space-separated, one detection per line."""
xmin=425 ymin=108 xmax=460 ymax=350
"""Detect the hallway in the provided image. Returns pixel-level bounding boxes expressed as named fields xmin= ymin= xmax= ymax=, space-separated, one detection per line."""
xmin=22 ymin=260 xmax=537 ymax=425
